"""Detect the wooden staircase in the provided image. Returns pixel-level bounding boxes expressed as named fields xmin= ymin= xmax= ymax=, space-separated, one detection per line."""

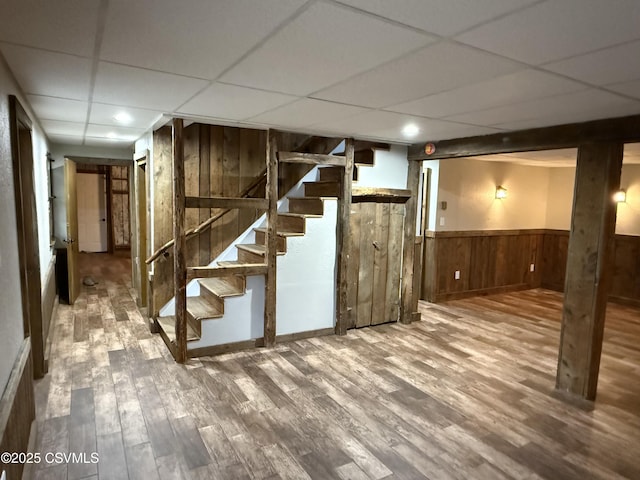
xmin=167 ymin=167 xmax=343 ymax=345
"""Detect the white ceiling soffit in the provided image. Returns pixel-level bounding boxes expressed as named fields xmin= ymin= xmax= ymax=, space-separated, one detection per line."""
xmin=466 ymin=143 xmax=640 ymax=167
xmin=0 ymin=0 xmax=639 ymax=149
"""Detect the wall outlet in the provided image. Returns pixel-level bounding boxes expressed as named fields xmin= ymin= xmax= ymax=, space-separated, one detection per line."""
xmin=530 ymin=263 xmax=535 ymax=272
xmin=439 ymin=216 xmax=445 ymax=226
xmin=454 ymin=270 xmax=460 ymax=280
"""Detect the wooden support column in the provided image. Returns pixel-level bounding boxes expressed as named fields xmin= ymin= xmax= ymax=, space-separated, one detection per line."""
xmin=264 ymin=130 xmax=278 ymax=347
xmin=556 ymin=142 xmax=623 ymax=400
xmin=335 ymin=138 xmax=355 ymax=335
xmin=172 ymin=118 xmax=187 ymax=363
xmin=400 ymin=159 xmax=421 ymax=324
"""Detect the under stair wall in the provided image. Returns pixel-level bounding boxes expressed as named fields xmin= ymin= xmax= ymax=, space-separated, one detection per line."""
xmin=151 ymin=124 xmax=318 ymax=316
xmin=160 ymin=167 xmax=337 ymax=349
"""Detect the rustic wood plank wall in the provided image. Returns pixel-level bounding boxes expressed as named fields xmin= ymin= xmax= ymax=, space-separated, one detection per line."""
xmin=110 ymin=165 xmax=130 ymax=248
xmin=151 ymin=124 xmax=311 ymax=317
xmin=421 ymin=229 xmax=639 ymax=305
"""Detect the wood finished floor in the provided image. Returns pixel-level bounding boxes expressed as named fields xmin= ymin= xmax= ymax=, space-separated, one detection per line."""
xmin=32 ymin=253 xmax=640 ymax=480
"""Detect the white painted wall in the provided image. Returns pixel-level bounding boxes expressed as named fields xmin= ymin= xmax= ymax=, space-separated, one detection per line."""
xmin=436 ymin=158 xmax=551 ymax=231
xmin=0 ymin=57 xmax=51 ymax=395
xmin=545 ymin=167 xmax=575 ymax=231
xmin=616 ymin=164 xmax=640 ymax=236
xmin=355 ymin=144 xmax=408 ymax=189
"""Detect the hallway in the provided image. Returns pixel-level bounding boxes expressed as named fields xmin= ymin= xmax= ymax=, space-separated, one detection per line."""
xmin=32 ymin=253 xmax=640 ymax=479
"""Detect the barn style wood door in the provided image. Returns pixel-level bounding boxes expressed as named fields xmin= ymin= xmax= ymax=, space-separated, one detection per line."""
xmin=347 ymin=201 xmax=404 ymax=328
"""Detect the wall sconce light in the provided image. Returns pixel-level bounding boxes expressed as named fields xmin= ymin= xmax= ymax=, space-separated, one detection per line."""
xmin=495 ymin=185 xmax=508 ymax=199
xmin=613 ymin=189 xmax=626 ymax=203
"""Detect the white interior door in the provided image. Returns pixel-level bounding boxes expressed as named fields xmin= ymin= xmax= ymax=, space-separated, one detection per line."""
xmin=77 ymin=172 xmax=108 ymax=252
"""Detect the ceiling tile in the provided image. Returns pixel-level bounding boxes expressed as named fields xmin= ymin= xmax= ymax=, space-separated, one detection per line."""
xmin=0 ymin=44 xmax=92 ymax=100
xmin=606 ymin=80 xmax=640 ymax=100
xmin=337 ymin=0 xmax=539 ymax=36
xmin=47 ymin=134 xmax=84 ymax=146
xmin=450 ymin=89 xmax=640 ymax=128
xmin=101 ymin=0 xmax=306 ymax=79
xmin=83 ymin=137 xmax=135 ymax=148
xmin=40 ymin=119 xmax=86 ymax=137
xmin=27 ymin=95 xmax=88 ymax=123
xmin=313 ymin=42 xmax=521 ymax=108
xmin=89 ymin=103 xmax=164 ymax=129
xmin=388 ymin=69 xmax=587 ymax=118
xmin=220 ymin=1 xmax=433 ymax=96
xmin=543 ymin=40 xmax=640 ymax=86
xmin=248 ymin=98 xmax=368 ymax=128
xmin=93 ymin=62 xmax=209 ymax=111
xmin=312 ymin=110 xmax=501 ymax=142
xmin=177 ymin=83 xmax=296 ymax=120
xmin=0 ymin=0 xmax=100 ymax=56
xmin=456 ymin=0 xmax=640 ymax=65
xmin=85 ymin=124 xmax=145 ymax=141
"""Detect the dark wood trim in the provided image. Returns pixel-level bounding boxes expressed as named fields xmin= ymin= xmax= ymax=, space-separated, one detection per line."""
xmin=106 ymin=167 xmax=114 ymax=254
xmin=187 ymin=328 xmax=335 ymax=358
xmin=185 ymin=196 xmax=268 ymax=210
xmin=172 ymin=118 xmax=187 ymax=364
xmin=352 ymin=187 xmax=411 ymax=203
xmin=409 ymin=114 xmax=640 ymax=160
xmin=335 ymin=138 xmax=355 ymax=336
xmin=0 ymin=339 xmax=35 ymax=480
xmin=426 ymin=228 xmax=551 ymax=238
xmin=264 ymin=130 xmax=278 ymax=348
xmin=278 ymin=152 xmax=346 ymax=166
xmin=41 ymin=258 xmax=56 ymax=372
xmin=608 ymin=295 xmax=640 ymax=308
xmin=400 ymin=160 xmax=420 ymax=324
xmin=9 ymin=95 xmax=46 ymax=378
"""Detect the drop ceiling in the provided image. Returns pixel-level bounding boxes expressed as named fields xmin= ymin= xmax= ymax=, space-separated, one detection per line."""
xmin=1 ymin=0 xmax=640 ymax=149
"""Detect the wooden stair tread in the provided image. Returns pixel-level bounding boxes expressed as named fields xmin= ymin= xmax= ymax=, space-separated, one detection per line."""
xmin=199 ymin=278 xmax=243 ymax=297
xmin=157 ymin=316 xmax=199 ymax=342
xmin=254 ymin=227 xmax=304 ymax=237
xmin=236 ymin=243 xmax=285 ymax=256
xmin=217 ymin=260 xmax=267 ymax=267
xmin=187 ymin=296 xmax=223 ymax=321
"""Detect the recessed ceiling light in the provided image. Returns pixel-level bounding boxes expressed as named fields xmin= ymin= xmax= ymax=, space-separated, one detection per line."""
xmin=113 ymin=111 xmax=132 ymax=124
xmin=402 ymin=124 xmax=419 ymax=137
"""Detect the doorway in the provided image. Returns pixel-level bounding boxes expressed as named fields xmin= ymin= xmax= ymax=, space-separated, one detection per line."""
xmin=77 ymin=172 xmax=108 ymax=252
xmin=9 ymin=96 xmax=46 ymax=378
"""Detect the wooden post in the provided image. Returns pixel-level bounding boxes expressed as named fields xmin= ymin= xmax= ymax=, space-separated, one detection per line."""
xmin=335 ymin=138 xmax=355 ymax=335
xmin=264 ymin=130 xmax=278 ymax=347
xmin=400 ymin=159 xmax=421 ymax=324
xmin=556 ymin=142 xmax=623 ymax=400
xmin=172 ymin=118 xmax=187 ymax=363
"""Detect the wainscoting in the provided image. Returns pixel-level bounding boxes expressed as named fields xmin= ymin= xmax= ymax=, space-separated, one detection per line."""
xmin=421 ymin=229 xmax=640 ymax=306
xmin=0 ymin=339 xmax=35 ymax=480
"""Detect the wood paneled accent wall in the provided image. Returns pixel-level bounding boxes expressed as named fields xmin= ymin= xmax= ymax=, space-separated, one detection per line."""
xmin=421 ymin=229 xmax=640 ymax=306
xmin=111 ymin=165 xmax=130 ymax=249
xmin=0 ymin=340 xmax=35 ymax=480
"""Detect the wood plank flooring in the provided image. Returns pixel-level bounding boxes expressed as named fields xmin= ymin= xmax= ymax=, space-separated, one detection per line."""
xmin=32 ymin=253 xmax=640 ymax=479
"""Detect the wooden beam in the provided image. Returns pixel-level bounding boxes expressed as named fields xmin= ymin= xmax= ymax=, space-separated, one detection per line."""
xmin=172 ymin=118 xmax=187 ymax=364
xmin=408 ymin=114 xmax=640 ymax=160
xmin=556 ymin=142 xmax=623 ymax=400
xmin=187 ymin=264 xmax=267 ymax=280
xmin=354 ymin=141 xmax=390 ymax=151
xmin=352 ymin=187 xmax=411 ymax=203
xmin=335 ymin=138 xmax=355 ymax=335
xmin=354 ymin=149 xmax=374 ymax=166
xmin=184 ymin=196 xmax=268 ymax=210
xmin=264 ymin=130 xmax=278 ymax=348
xmin=400 ymin=159 xmax=420 ymax=324
xmin=278 ymin=151 xmax=346 ymax=166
